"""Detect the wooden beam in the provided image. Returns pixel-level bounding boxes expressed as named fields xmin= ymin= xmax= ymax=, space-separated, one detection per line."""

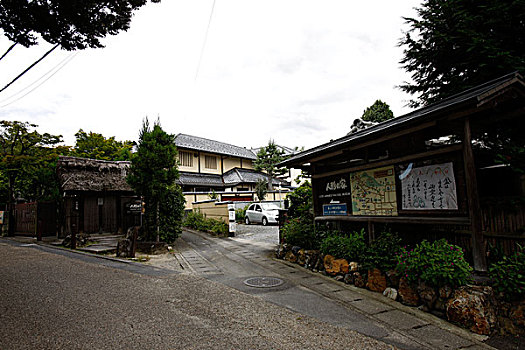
xmin=463 ymin=118 xmax=487 ymax=272
xmin=314 ymin=215 xmax=470 ymax=225
xmin=313 ymin=144 xmax=463 ymax=179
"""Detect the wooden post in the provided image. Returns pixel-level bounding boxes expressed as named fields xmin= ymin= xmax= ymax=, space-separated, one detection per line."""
xmin=463 ymin=118 xmax=487 ymax=272
xmin=368 ymin=220 xmax=375 ymax=243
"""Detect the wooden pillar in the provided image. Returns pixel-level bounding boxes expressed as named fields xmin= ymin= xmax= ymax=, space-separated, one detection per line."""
xmin=368 ymin=220 xmax=375 ymax=243
xmin=463 ymin=118 xmax=487 ymax=272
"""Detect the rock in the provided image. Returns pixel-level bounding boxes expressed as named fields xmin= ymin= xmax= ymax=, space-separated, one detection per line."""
xmin=297 ymin=249 xmax=306 ymax=266
xmin=291 ymin=246 xmax=301 ymax=255
xmin=324 ymin=255 xmax=349 ymax=275
xmin=505 ymin=300 xmax=525 ymax=335
xmin=344 ymin=273 xmax=354 ymax=285
xmin=434 ymin=298 xmax=447 ymax=311
xmin=354 ymin=272 xmax=366 ymax=288
xmin=383 ymin=287 xmax=398 ymax=301
xmin=62 ymin=232 xmax=91 ymax=248
xmin=385 ymin=269 xmax=400 ymax=288
xmin=315 ymin=254 xmax=325 ymax=272
xmin=334 ymin=275 xmax=344 ymax=282
xmin=304 ymin=250 xmax=319 ymax=270
xmin=446 ymin=285 xmax=497 ymax=335
xmin=275 ymin=244 xmax=286 ymax=259
xmin=284 ymin=251 xmax=297 ymax=263
xmin=418 ymin=282 xmax=437 ymax=309
xmin=116 ymin=238 xmax=132 ymax=257
xmin=398 ymin=277 xmax=420 ymax=306
xmin=366 ymin=268 xmax=387 ymax=293
xmin=349 ymin=261 xmax=359 ymax=272
xmin=439 ymin=285 xmax=453 ymax=299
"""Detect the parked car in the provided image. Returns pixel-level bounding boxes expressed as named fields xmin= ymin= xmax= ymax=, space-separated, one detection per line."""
xmin=245 ymin=203 xmax=280 ymax=226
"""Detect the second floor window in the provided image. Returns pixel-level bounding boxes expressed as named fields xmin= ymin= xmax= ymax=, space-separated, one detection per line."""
xmin=179 ymin=151 xmax=193 ymax=167
xmin=204 ymin=155 xmax=217 ymax=169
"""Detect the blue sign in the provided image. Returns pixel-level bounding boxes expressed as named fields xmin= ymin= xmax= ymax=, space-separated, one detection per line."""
xmin=323 ymin=203 xmax=348 ymax=216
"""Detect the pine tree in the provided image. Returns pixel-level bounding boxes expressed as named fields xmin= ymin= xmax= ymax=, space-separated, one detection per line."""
xmin=254 ymin=141 xmax=287 ymax=191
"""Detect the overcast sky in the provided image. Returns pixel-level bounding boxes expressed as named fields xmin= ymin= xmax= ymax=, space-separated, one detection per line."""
xmin=0 ymin=0 xmax=421 ymax=150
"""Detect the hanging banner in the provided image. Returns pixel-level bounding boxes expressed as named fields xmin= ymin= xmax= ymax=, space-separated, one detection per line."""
xmin=350 ymin=165 xmax=398 ymax=216
xmin=401 ymin=162 xmax=458 ymax=210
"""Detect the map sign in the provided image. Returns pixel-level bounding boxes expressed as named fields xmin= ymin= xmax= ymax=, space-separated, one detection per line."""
xmin=350 ymin=166 xmax=398 ymax=216
xmin=400 ymin=162 xmax=458 ymax=210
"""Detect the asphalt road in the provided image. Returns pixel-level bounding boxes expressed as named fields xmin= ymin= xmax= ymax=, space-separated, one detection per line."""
xmin=0 ymin=239 xmax=389 ymax=350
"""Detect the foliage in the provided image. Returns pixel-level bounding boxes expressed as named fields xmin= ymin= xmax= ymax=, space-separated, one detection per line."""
xmin=235 ymin=205 xmax=248 ymax=222
xmin=286 ymin=181 xmax=313 ymax=220
xmin=208 ymin=189 xmax=219 ymax=200
xmin=158 ymin=185 xmax=185 ymax=243
xmin=399 ymin=0 xmax=525 ymax=107
xmin=281 ymin=216 xmax=318 ymax=249
xmin=0 ymin=0 xmax=160 ymax=50
xmin=255 ymin=179 xmax=268 ymax=201
xmin=127 ymin=118 xmax=182 ymax=242
xmin=477 ymin=123 xmax=525 ymax=174
xmin=72 ymin=129 xmax=133 ymax=161
xmin=489 ymin=246 xmax=525 ymax=301
xmin=254 ymin=140 xmax=287 ymax=190
xmin=396 ymin=239 xmax=473 ymax=288
xmin=0 ymin=121 xmax=62 ymax=235
xmin=183 ymin=210 xmax=228 ymax=236
xmin=320 ymin=230 xmax=367 ymax=262
xmin=363 ymin=231 xmax=402 ymax=271
xmin=361 ymin=100 xmax=394 ymax=123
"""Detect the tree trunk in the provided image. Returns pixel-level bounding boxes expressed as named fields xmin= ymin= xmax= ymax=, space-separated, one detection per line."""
xmin=7 ymin=172 xmax=15 ymax=236
xmin=267 ymin=174 xmax=273 ymax=191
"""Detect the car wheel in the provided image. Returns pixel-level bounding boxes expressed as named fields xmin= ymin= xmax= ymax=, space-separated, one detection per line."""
xmin=262 ymin=217 xmax=268 ymax=226
xmin=245 ymin=216 xmax=250 ymax=225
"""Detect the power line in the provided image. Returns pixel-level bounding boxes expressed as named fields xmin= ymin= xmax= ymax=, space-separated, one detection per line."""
xmin=195 ymin=0 xmax=216 ymax=81
xmin=0 ymin=42 xmax=17 ymax=62
xmin=0 ymin=52 xmax=77 ymax=108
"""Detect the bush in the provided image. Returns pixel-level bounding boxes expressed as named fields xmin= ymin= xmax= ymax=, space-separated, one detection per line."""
xmin=282 ymin=217 xmax=317 ymax=249
xmin=489 ymin=246 xmax=525 ymax=301
xmin=286 ymin=181 xmax=313 ymax=220
xmin=320 ymin=229 xmax=367 ymax=262
xmin=235 ymin=206 xmax=247 ymax=222
xmin=396 ymin=239 xmax=473 ymax=288
xmin=209 ymin=219 xmax=228 ymax=236
xmin=363 ymin=230 xmax=402 ymax=271
xmin=183 ymin=210 xmax=228 ymax=236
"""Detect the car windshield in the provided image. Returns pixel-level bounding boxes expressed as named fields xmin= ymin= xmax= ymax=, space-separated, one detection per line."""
xmin=261 ymin=204 xmax=280 ymax=211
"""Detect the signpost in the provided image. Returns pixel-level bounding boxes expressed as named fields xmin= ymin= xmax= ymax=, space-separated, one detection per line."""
xmin=228 ymin=203 xmax=236 ymax=237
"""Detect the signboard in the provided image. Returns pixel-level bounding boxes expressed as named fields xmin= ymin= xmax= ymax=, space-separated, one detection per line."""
xmin=229 ymin=222 xmax=237 ymax=233
xmin=0 ymin=211 xmax=4 ymax=225
xmin=126 ymin=201 xmax=142 ymax=215
xmin=350 ymin=165 xmax=398 ymax=216
xmin=323 ymin=203 xmax=348 ymax=216
xmin=228 ymin=211 xmax=236 ymax=221
xmin=400 ymin=162 xmax=458 ymax=210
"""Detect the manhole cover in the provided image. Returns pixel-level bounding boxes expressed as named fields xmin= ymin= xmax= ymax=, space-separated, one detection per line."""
xmin=243 ymin=276 xmax=284 ymax=288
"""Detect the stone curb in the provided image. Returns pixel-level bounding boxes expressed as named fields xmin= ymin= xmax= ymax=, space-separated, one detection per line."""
xmin=273 ymin=258 xmax=495 ymax=349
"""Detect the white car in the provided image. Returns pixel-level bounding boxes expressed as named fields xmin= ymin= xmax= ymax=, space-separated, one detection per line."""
xmin=245 ymin=203 xmax=280 ymax=226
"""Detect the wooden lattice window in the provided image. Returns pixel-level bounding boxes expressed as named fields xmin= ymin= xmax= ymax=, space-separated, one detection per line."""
xmin=179 ymin=151 xmax=193 ymax=167
xmin=204 ymin=155 xmax=217 ymax=169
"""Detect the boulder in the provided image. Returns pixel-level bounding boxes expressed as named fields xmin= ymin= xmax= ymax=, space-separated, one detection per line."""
xmin=284 ymin=251 xmax=297 ymax=263
xmin=418 ymin=282 xmax=438 ymax=309
xmin=439 ymin=285 xmax=453 ymax=299
xmin=304 ymin=250 xmax=320 ymax=270
xmin=344 ymin=273 xmax=354 ymax=285
xmin=366 ymin=268 xmax=387 ymax=293
xmin=383 ymin=287 xmax=398 ymax=301
xmin=291 ymin=246 xmax=301 ymax=255
xmin=354 ymin=272 xmax=366 ymax=288
xmin=398 ymin=277 xmax=420 ymax=306
xmin=315 ymin=254 xmax=325 ymax=272
xmin=349 ymin=261 xmax=359 ymax=272
xmin=275 ymin=244 xmax=287 ymax=259
xmin=385 ymin=269 xmax=400 ymax=288
xmin=324 ymin=255 xmax=349 ymax=275
xmin=297 ymin=249 xmax=306 ymax=266
xmin=116 ymin=238 xmax=132 ymax=257
xmin=62 ymin=232 xmax=91 ymax=248
xmin=446 ymin=285 xmax=497 ymax=335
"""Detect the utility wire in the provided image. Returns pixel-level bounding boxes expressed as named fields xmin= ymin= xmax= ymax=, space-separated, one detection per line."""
xmin=0 ymin=42 xmax=17 ymax=62
xmin=0 ymin=43 xmax=59 ymax=94
xmin=195 ymin=0 xmax=216 ymax=81
xmin=0 ymin=52 xmax=77 ymax=108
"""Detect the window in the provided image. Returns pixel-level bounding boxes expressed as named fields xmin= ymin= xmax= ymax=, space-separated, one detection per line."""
xmin=204 ymin=155 xmax=217 ymax=169
xmin=179 ymin=151 xmax=193 ymax=167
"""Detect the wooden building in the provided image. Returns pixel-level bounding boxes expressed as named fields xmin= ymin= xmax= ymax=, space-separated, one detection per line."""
xmin=57 ymin=156 xmax=139 ymax=237
xmin=281 ymin=72 xmax=525 ymax=272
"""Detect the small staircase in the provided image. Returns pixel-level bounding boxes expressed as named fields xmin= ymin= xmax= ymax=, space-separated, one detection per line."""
xmin=78 ymin=234 xmax=124 ymax=254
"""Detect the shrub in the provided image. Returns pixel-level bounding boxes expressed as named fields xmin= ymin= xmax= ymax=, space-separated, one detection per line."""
xmin=489 ymin=246 xmax=525 ymax=301
xmin=282 ymin=217 xmax=317 ymax=249
xmin=209 ymin=219 xmax=228 ymax=236
xmin=363 ymin=230 xmax=402 ymax=271
xmin=235 ymin=206 xmax=247 ymax=222
xmin=320 ymin=229 xmax=367 ymax=262
xmin=396 ymin=239 xmax=473 ymax=288
xmin=286 ymin=181 xmax=313 ymax=220
xmin=183 ymin=210 xmax=228 ymax=236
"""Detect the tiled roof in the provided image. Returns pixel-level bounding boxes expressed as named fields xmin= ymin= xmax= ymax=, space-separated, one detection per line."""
xmin=175 ymin=134 xmax=257 ymax=160
xmin=177 ymin=172 xmax=224 ymax=187
xmin=223 ymin=168 xmax=283 ymax=186
xmin=282 ymin=72 xmax=525 ymax=167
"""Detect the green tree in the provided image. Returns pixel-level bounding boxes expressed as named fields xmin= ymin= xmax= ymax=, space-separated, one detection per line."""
xmin=126 ymin=119 xmax=184 ymax=243
xmin=0 ymin=121 xmax=62 ymax=235
xmin=0 ymin=0 xmax=160 ymax=50
xmin=361 ymin=100 xmax=394 ymax=123
xmin=254 ymin=140 xmax=287 ymax=190
xmin=399 ymin=0 xmax=525 ymax=107
xmin=255 ymin=179 xmax=268 ymax=202
xmin=72 ymin=129 xmax=133 ymax=161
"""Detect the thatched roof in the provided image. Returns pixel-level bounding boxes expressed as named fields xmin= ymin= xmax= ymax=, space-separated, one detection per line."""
xmin=57 ymin=156 xmax=133 ymax=192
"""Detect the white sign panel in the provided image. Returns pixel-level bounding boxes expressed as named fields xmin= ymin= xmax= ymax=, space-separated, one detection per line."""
xmin=401 ymin=162 xmax=458 ymax=210
xmin=229 ymin=222 xmax=237 ymax=233
xmin=228 ymin=211 xmax=236 ymax=221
